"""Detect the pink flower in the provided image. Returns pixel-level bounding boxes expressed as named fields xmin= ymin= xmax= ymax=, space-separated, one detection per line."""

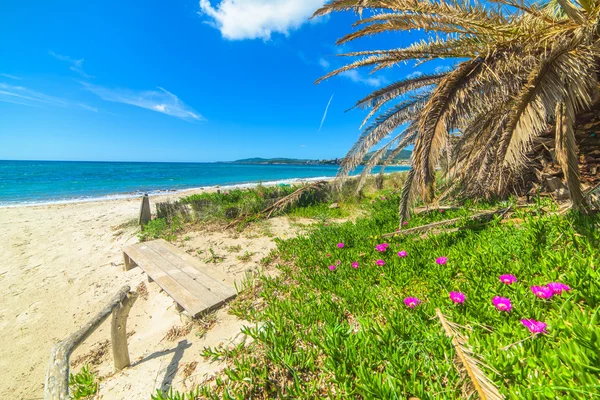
xmin=521 ymin=319 xmax=547 ymax=334
xmin=375 ymin=244 xmax=388 ymax=252
xmin=376 ymin=259 xmax=385 ymax=266
xmin=326 ymin=254 xmax=331 ymax=257
xmin=547 ymin=282 xmax=571 ymax=294
xmin=531 ymin=285 xmax=554 ymax=299
xmin=397 ymin=250 xmax=407 ymax=258
xmin=335 ymin=260 xmax=341 ymax=265
xmin=351 ymin=262 xmax=359 ymax=269
xmin=440 ymin=209 xmax=445 ymax=213
xmin=492 ymin=296 xmax=512 ymax=312
xmin=436 ymin=257 xmax=448 ymax=265
xmin=402 ymin=221 xmax=409 ymax=226
xmin=329 ymin=265 xmax=336 ymax=271
xmin=499 ymin=274 xmax=518 ymax=285
xmin=337 ymin=243 xmax=345 ymax=249
xmin=381 ymin=196 xmax=386 ymax=200
xmin=449 ymin=292 xmax=465 ymax=304
xmin=404 ymin=297 xmax=421 ymax=308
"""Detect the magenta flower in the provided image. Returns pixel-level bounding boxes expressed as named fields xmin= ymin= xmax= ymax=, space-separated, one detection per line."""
xmin=440 ymin=209 xmax=445 ymax=213
xmin=351 ymin=262 xmax=359 ymax=269
xmin=337 ymin=243 xmax=345 ymax=249
xmin=449 ymin=292 xmax=465 ymax=304
xmin=499 ymin=274 xmax=518 ymax=285
xmin=328 ymin=265 xmax=336 ymax=271
xmin=404 ymin=297 xmax=421 ymax=308
xmin=521 ymin=319 xmax=547 ymax=334
xmin=326 ymin=254 xmax=331 ymax=257
xmin=436 ymin=257 xmax=448 ymax=265
xmin=547 ymin=282 xmax=571 ymax=294
xmin=397 ymin=250 xmax=407 ymax=258
xmin=375 ymin=244 xmax=388 ymax=252
xmin=402 ymin=221 xmax=409 ymax=226
xmin=376 ymin=259 xmax=385 ymax=266
xmin=492 ymin=296 xmax=512 ymax=312
xmin=531 ymin=285 xmax=554 ymax=299
xmin=381 ymin=196 xmax=386 ymax=200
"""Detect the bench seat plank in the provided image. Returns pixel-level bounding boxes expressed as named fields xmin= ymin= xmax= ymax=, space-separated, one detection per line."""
xmin=122 ymin=240 xmax=236 ymax=316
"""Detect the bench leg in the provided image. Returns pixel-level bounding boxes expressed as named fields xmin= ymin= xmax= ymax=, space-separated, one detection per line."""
xmin=147 ymin=274 xmax=154 ymax=283
xmin=123 ymin=253 xmax=137 ymax=271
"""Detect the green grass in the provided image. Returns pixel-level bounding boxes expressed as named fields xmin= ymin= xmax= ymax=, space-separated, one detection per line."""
xmin=69 ymin=365 xmax=98 ymax=399
xmin=189 ymin=195 xmax=599 ymax=399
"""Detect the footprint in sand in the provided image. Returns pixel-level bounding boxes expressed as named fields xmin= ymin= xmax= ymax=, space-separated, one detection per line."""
xmin=15 ymin=301 xmax=43 ymax=325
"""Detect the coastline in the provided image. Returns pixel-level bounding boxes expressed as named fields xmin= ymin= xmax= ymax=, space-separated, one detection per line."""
xmin=0 ymin=169 xmax=410 ymax=208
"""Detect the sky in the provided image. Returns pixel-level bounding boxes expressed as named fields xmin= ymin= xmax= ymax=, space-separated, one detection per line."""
xmin=0 ymin=0 xmax=449 ymax=162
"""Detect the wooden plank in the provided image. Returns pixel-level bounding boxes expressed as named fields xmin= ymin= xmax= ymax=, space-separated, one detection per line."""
xmin=137 ymin=243 xmax=227 ymax=307
xmin=122 ymin=245 xmax=212 ymax=316
xmin=146 ymin=240 xmax=236 ymax=300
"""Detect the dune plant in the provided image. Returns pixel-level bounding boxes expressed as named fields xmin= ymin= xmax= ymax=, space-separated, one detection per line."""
xmin=191 ymin=196 xmax=599 ymax=398
xmin=315 ymin=0 xmax=600 ymax=222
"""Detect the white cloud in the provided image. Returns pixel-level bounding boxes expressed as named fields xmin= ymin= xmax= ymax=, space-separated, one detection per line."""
xmin=339 ymin=70 xmax=386 ymax=88
xmin=49 ymin=50 xmax=94 ymax=79
xmin=0 ymin=73 xmax=21 ymax=80
xmin=318 ymin=58 xmax=330 ymax=69
xmin=0 ymin=83 xmax=69 ymax=107
xmin=434 ymin=65 xmax=453 ymax=74
xmin=82 ymin=83 xmax=203 ymax=121
xmin=78 ymin=103 xmax=99 ymax=112
xmin=199 ymin=0 xmax=325 ymax=40
xmin=406 ymin=71 xmax=423 ymax=79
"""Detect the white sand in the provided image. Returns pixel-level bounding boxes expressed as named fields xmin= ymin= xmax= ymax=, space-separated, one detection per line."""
xmin=0 ymin=191 xmax=305 ymax=399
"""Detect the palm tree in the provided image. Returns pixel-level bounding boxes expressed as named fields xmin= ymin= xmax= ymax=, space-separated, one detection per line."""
xmin=314 ymin=0 xmax=600 ymax=223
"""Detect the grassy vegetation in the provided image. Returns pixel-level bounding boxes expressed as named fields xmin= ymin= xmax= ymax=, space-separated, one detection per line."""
xmin=174 ymin=194 xmax=599 ymax=399
xmin=69 ymin=365 xmax=98 ymax=399
xmin=137 ymin=175 xmax=407 ymax=242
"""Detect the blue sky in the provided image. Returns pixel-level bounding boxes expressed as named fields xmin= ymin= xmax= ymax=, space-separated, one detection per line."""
xmin=0 ymin=0 xmax=447 ymax=162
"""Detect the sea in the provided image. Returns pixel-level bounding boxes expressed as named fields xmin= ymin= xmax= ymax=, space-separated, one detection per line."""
xmin=0 ymin=160 xmax=410 ymax=207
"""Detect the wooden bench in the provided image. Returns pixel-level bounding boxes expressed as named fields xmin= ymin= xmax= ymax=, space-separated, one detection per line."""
xmin=122 ymin=239 xmax=236 ymax=317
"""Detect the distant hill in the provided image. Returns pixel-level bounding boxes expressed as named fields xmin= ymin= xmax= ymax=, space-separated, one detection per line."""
xmin=233 ymin=150 xmax=411 ymax=166
xmin=363 ymin=149 xmax=412 ymax=162
xmin=233 ymin=158 xmax=316 ymax=165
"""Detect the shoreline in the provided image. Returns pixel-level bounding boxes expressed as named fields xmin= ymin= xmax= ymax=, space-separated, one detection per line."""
xmin=0 ymin=169 xmax=410 ymax=208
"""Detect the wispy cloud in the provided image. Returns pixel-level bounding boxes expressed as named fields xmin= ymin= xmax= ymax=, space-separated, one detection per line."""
xmin=339 ymin=70 xmax=386 ymax=88
xmin=318 ymin=58 xmax=330 ymax=69
xmin=0 ymin=82 xmax=69 ymax=107
xmin=435 ymin=65 xmax=453 ymax=74
xmin=0 ymin=73 xmax=21 ymax=80
xmin=82 ymin=83 xmax=203 ymax=121
xmin=78 ymin=103 xmax=99 ymax=113
xmin=49 ymin=50 xmax=94 ymax=79
xmin=199 ymin=0 xmax=326 ymax=40
xmin=406 ymin=71 xmax=423 ymax=79
xmin=318 ymin=94 xmax=334 ymax=132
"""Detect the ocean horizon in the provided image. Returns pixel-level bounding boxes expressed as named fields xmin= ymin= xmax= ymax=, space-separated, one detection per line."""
xmin=0 ymin=160 xmax=410 ymax=207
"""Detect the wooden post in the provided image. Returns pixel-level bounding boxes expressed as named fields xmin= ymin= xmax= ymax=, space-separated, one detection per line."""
xmin=139 ymin=194 xmax=151 ymax=228
xmin=44 ymin=286 xmax=133 ymax=400
xmin=111 ymin=292 xmax=139 ymax=371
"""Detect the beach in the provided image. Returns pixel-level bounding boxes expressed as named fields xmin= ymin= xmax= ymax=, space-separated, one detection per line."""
xmin=0 ymin=188 xmax=304 ymax=398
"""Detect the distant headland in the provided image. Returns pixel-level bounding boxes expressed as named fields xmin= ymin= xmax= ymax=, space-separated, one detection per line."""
xmin=232 ymin=149 xmax=412 ymax=166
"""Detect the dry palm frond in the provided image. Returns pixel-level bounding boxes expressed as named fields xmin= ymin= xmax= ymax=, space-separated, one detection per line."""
xmin=436 ymin=309 xmax=504 ymax=400
xmin=555 ymin=101 xmax=585 ymax=209
xmin=315 ymin=0 xmax=599 ymax=219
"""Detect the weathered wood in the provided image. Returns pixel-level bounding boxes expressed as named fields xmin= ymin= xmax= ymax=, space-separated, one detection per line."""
xmin=381 ymin=207 xmax=512 ymax=238
xmin=139 ymin=194 xmax=151 ymax=227
xmin=111 ymin=292 xmax=139 ymax=371
xmin=122 ymin=240 xmax=236 ymax=317
xmin=123 ymin=252 xmax=136 ymax=271
xmin=45 ymin=286 xmax=132 ymax=400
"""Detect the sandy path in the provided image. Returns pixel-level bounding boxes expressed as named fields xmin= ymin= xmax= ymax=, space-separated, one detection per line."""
xmin=0 ymin=193 xmax=304 ymax=399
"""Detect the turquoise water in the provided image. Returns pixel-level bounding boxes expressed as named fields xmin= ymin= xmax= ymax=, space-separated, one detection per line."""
xmin=0 ymin=160 xmax=410 ymax=206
